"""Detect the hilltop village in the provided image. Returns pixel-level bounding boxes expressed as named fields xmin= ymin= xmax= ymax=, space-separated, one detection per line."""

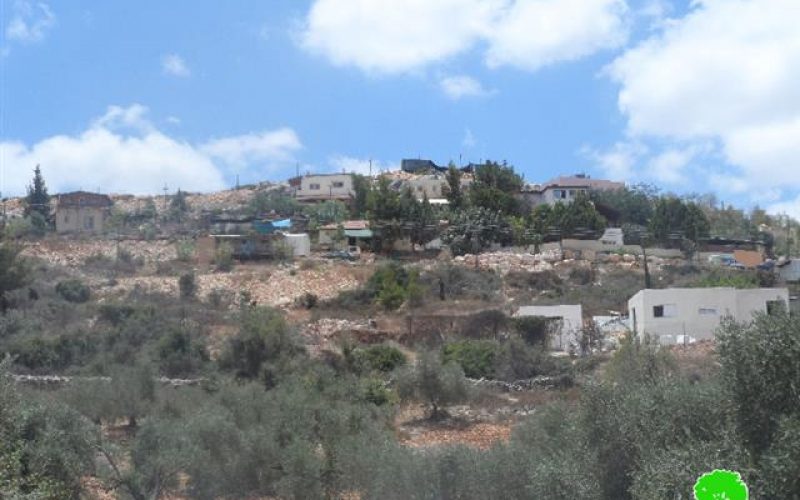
xmin=2 ymin=159 xmax=799 ymax=499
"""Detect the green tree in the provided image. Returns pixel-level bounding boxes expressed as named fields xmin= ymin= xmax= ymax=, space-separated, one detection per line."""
xmin=305 ymin=200 xmax=348 ymax=228
xmin=442 ymin=340 xmax=497 ymax=378
xmin=717 ymin=311 xmax=800 ymax=457
xmin=649 ymin=197 xmax=710 ymax=244
xmin=24 ymin=164 xmax=51 ymax=220
xmin=0 ymin=242 xmax=28 ymax=313
xmin=366 ymin=176 xmax=405 ymax=251
xmin=219 ymin=306 xmax=301 ymax=382
xmin=442 ymin=207 xmax=513 ymax=256
xmin=590 ymin=184 xmax=657 ymax=226
xmin=558 ymin=192 xmax=607 ymax=235
xmin=530 ymin=193 xmax=607 ymax=237
xmin=1 ymin=358 xmax=96 ymax=499
xmin=169 ymin=188 xmax=190 ymax=222
xmin=178 ymin=272 xmax=196 ymax=300
xmin=468 ymin=160 xmax=524 ymax=215
xmin=351 ymin=173 xmax=372 ymax=218
xmin=397 ymin=352 xmax=468 ymax=419
xmin=408 ymin=193 xmax=437 ymax=249
xmin=248 ymin=191 xmax=301 ymax=217
xmin=444 ymin=163 xmax=464 ymax=209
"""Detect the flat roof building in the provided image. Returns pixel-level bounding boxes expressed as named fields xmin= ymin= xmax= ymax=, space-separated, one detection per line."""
xmin=628 ymin=287 xmax=789 ymax=344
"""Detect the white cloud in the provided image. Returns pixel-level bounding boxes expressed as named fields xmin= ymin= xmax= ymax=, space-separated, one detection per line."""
xmin=161 ymin=54 xmax=191 ymax=77
xmin=329 ymin=155 xmax=397 ymax=175
xmin=462 ymin=129 xmax=477 ymax=149
xmin=486 ymin=0 xmax=629 ymax=70
xmin=201 ymin=129 xmax=302 ymax=169
xmin=646 ymin=147 xmax=697 ymax=186
xmin=440 ymin=75 xmax=492 ymax=100
xmin=608 ymin=0 xmax=800 ymax=195
xmin=300 ymin=0 xmax=499 ymax=74
xmin=0 ymin=105 xmax=302 ymax=195
xmin=768 ymin=195 xmax=800 ymax=220
xmin=6 ymin=1 xmax=55 ymax=44
xmin=583 ymin=140 xmax=646 ymax=181
xmin=299 ymin=0 xmax=630 ymax=74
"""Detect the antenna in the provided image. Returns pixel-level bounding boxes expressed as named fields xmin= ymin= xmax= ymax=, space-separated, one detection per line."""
xmin=369 ymin=159 xmax=372 ymax=177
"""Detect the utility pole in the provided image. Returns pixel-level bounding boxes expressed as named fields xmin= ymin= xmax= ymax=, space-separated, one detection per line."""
xmin=162 ymin=184 xmax=169 ymax=212
xmin=369 ymin=159 xmax=372 ymax=177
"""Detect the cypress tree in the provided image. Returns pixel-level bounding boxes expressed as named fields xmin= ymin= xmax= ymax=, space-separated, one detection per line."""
xmin=24 ymin=164 xmax=51 ymax=219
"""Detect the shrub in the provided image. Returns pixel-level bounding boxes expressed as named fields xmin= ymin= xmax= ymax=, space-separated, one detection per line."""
xmin=179 ymin=272 xmax=196 ymax=301
xmin=175 ymin=239 xmax=195 ymax=262
xmin=157 ymin=328 xmax=208 ymax=377
xmin=207 ymin=288 xmax=233 ymax=309
xmin=492 ymin=338 xmax=570 ymax=381
xmin=299 ymin=259 xmax=317 ymax=271
xmin=298 ymin=292 xmax=318 ymax=309
xmin=356 ymin=344 xmax=406 ymax=373
xmin=396 ymin=351 xmax=468 ymax=419
xmin=360 ymin=377 xmax=395 ymax=406
xmin=98 ymin=303 xmax=137 ymax=326
xmin=460 ymin=309 xmax=508 ymax=339
xmin=55 ymin=279 xmax=91 ymax=303
xmin=442 ymin=340 xmax=497 ymax=378
xmin=214 ymin=242 xmax=234 ymax=272
xmin=512 ymin=316 xmax=550 ymax=345
xmin=218 ymin=307 xmax=301 ymax=380
xmin=1 ymin=242 xmax=29 ymax=312
xmin=717 ymin=311 xmax=800 ymax=456
xmin=569 ymin=266 xmax=594 ymax=285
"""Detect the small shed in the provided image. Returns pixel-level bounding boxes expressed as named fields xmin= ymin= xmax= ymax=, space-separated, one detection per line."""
xmin=514 ymin=305 xmax=583 ymax=351
xmin=283 ymin=233 xmax=311 ymax=257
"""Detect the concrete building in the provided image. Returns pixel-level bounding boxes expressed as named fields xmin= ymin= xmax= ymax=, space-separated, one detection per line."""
xmin=290 ymin=174 xmax=354 ymax=203
xmin=55 ymin=191 xmax=113 ymax=234
xmin=389 ymin=173 xmax=471 ymax=202
xmin=628 ymin=287 xmax=790 ymax=344
xmin=317 ymin=220 xmax=372 ymax=250
xmin=514 ymin=304 xmax=583 ymax=351
xmin=520 ymin=174 xmax=624 ymax=207
xmin=777 ymin=259 xmax=800 ymax=282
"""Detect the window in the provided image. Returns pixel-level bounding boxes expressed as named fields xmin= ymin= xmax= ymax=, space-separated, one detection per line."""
xmin=569 ymin=190 xmax=576 ymax=196
xmin=63 ymin=213 xmax=70 ymax=224
xmin=417 ymin=186 xmax=423 ymax=191
xmin=653 ymin=304 xmax=677 ymax=318
xmin=332 ymin=181 xmax=344 ymax=188
xmin=698 ymin=308 xmax=718 ymax=316
xmin=309 ymin=183 xmax=321 ymax=190
xmin=767 ymin=300 xmax=784 ymax=315
xmin=83 ymin=215 xmax=94 ymax=230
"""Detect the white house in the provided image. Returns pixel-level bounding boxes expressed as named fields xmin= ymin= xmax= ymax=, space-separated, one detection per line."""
xmin=291 ymin=174 xmax=354 ymax=203
xmin=628 ymin=287 xmax=789 ymax=344
xmin=519 ymin=174 xmax=624 ymax=208
xmin=514 ymin=305 xmax=583 ymax=351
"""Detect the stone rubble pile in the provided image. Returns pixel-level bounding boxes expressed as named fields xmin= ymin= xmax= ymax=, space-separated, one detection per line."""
xmin=101 ymin=263 xmax=361 ymax=309
xmin=452 ymin=251 xmax=559 ymax=273
xmin=22 ymin=240 xmax=177 ymax=267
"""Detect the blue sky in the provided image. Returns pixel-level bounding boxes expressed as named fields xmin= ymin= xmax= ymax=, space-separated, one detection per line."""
xmin=2 ymin=0 xmax=800 ymax=217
